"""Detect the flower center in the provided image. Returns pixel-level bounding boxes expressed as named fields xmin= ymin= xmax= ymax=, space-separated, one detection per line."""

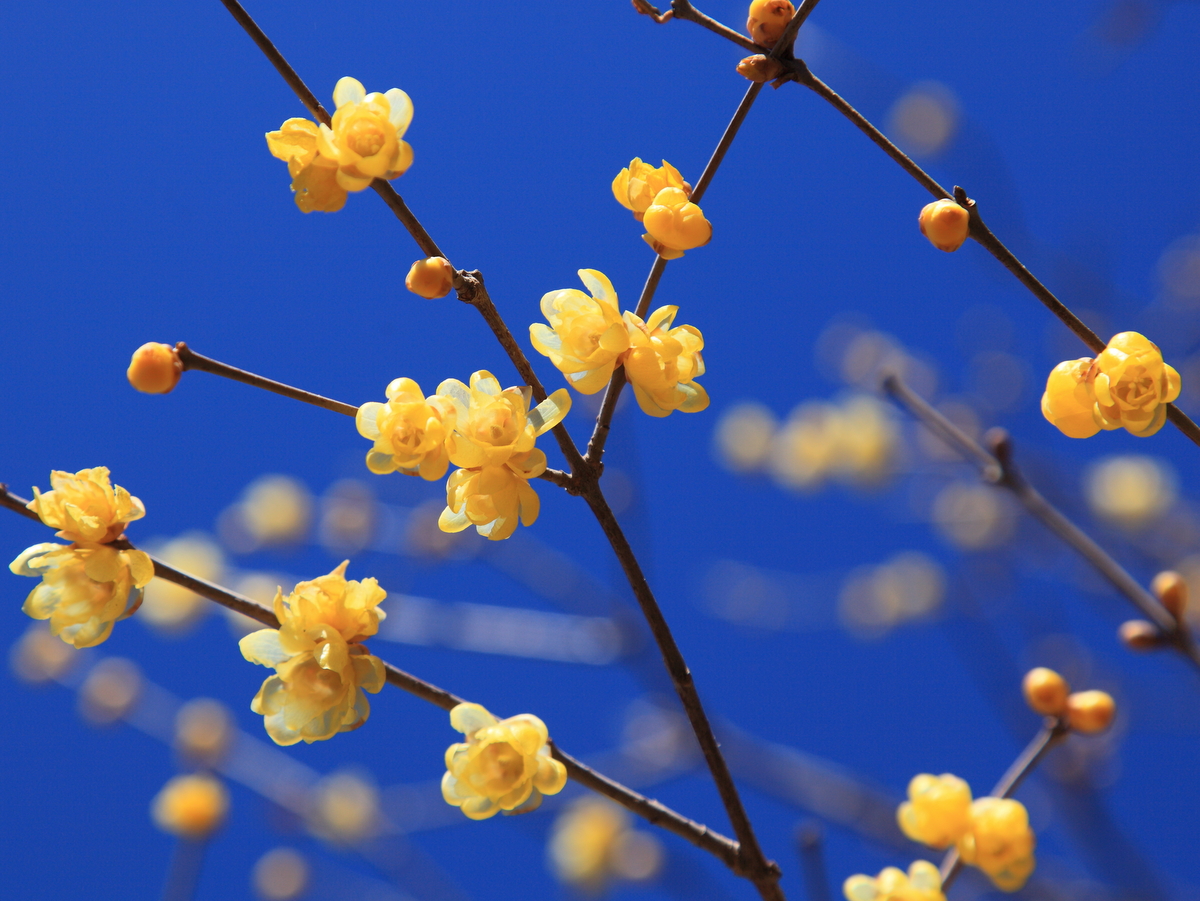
xmin=347 ymin=120 xmax=385 ymax=157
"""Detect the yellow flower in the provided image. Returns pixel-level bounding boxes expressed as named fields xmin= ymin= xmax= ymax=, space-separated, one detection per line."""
xmin=897 ymin=773 xmax=972 ymax=849
xmin=530 ymin=269 xmax=631 ymax=394
xmin=151 ymin=774 xmax=230 ymax=839
xmin=642 ymin=187 xmax=713 ymax=259
xmin=441 ymin=702 xmax=567 ymax=820
xmin=127 ymin=342 xmax=183 ymax=394
xmin=265 ymin=118 xmax=347 ymax=213
xmin=613 ymin=158 xmax=687 ymax=221
xmin=439 ymin=464 xmax=542 ymax=541
xmin=238 ymin=561 xmax=387 ymax=746
xmin=1041 ymin=358 xmax=1102 ymax=439
xmin=10 ymin=542 xmax=152 ymax=648
xmin=26 ymin=467 xmax=145 ymax=544
xmin=1090 ymin=331 xmax=1181 ymax=436
xmin=316 ymin=77 xmax=414 ymax=192
xmin=622 ymin=306 xmax=708 ymax=417
xmin=549 ymin=798 xmax=628 ymax=887
xmin=356 ymin=378 xmax=457 ymax=480
xmin=747 ymin=0 xmax=796 ymax=47
xmin=843 ymin=861 xmax=945 ymax=901
xmin=956 ymin=797 xmax=1036 ymax=892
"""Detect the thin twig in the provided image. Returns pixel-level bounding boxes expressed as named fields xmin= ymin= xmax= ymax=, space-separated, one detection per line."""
xmin=160 ymin=838 xmax=208 ymax=901
xmin=882 ymin=374 xmax=1200 ymax=670
xmin=670 ymin=0 xmax=764 ymax=53
xmin=796 ymin=822 xmax=832 ymax=901
xmin=939 ymin=722 xmax=1068 ymax=890
xmin=1 ymin=486 xmax=744 ymax=868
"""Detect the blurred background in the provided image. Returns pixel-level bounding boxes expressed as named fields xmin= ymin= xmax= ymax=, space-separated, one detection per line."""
xmin=2 ymin=1 xmax=1199 ymax=899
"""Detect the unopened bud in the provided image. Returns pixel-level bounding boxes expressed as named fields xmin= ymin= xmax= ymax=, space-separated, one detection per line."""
xmin=747 ymin=0 xmax=795 ymax=47
xmin=127 ymin=342 xmax=183 ymax=394
xmin=1022 ymin=667 xmax=1069 ymax=717
xmin=1119 ymin=619 xmax=1163 ymax=651
xmin=1151 ymin=570 xmax=1188 ymax=620
xmin=919 ymin=199 xmax=970 ymax=252
xmin=405 ymin=257 xmax=455 ymax=299
xmin=737 ymin=54 xmax=785 ymax=83
xmin=1066 ymin=690 xmax=1116 ymax=734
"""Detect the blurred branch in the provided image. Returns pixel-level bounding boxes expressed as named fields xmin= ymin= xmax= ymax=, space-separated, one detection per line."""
xmin=796 ymin=823 xmax=832 ymax=901
xmin=882 ymin=374 xmax=1200 ymax=671
xmin=939 ymin=721 xmax=1069 ymax=890
xmin=663 ymin=2 xmax=1200 ymax=448
xmin=160 ymin=838 xmax=207 ymax=901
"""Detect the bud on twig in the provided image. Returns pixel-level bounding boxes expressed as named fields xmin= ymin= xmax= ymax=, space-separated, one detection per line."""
xmin=1151 ymin=570 xmax=1188 ymax=621
xmin=1119 ymin=619 xmax=1164 ymax=652
xmin=737 ymin=55 xmax=784 ymax=83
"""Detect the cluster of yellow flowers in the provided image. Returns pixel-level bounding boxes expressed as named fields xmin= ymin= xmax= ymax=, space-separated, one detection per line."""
xmin=613 ymin=159 xmax=712 ymax=259
xmin=238 ymin=561 xmax=387 ymax=745
xmin=356 ymin=372 xmax=571 ymax=540
xmin=530 ymin=269 xmax=708 ymax=417
xmin=898 ymin=773 xmax=1035 ymax=891
xmin=843 ymin=860 xmax=945 ymax=901
xmin=441 ymin=702 xmax=568 ymax=819
xmin=1042 ymin=332 xmax=1181 ymax=438
xmin=267 ymin=77 xmax=413 ymax=213
xmin=9 ymin=468 xmax=154 ymax=648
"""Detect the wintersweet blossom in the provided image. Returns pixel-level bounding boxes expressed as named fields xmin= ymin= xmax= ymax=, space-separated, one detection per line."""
xmin=897 ymin=773 xmax=973 ymax=849
xmin=238 ymin=561 xmax=387 ymax=746
xmin=530 ymin=269 xmax=631 ymax=394
xmin=356 ymin=378 xmax=457 ymax=480
xmin=11 ymin=542 xmax=152 ymax=648
xmin=843 ymin=861 xmax=946 ymax=901
xmin=622 ymin=307 xmax=709 ymax=417
xmin=956 ymin=798 xmax=1036 ymax=892
xmin=1090 ymin=331 xmax=1181 ymax=436
xmin=747 ymin=0 xmax=796 ymax=47
xmin=1041 ymin=358 xmax=1101 ymax=439
xmin=642 ymin=187 xmax=712 ymax=259
xmin=440 ymin=465 xmax=542 ymax=541
xmin=441 ymin=702 xmax=567 ymax=820
xmin=317 ymin=77 xmax=414 ymax=191
xmin=151 ymin=774 xmax=230 ymax=838
xmin=27 ymin=466 xmax=146 ymax=544
xmin=265 ymin=118 xmax=347 ymax=213
xmin=612 ymin=158 xmax=687 ymax=221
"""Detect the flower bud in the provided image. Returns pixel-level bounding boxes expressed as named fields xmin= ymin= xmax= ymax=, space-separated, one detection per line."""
xmin=1119 ymin=619 xmax=1163 ymax=651
xmin=737 ymin=55 xmax=785 ymax=83
xmin=747 ymin=0 xmax=795 ymax=47
xmin=1151 ymin=570 xmax=1188 ymax=620
xmin=1022 ymin=667 xmax=1069 ymax=717
xmin=127 ymin=342 xmax=182 ymax=394
xmin=919 ymin=200 xmax=970 ymax=252
xmin=1066 ymin=690 xmax=1115 ymax=734
xmin=1041 ymin=358 xmax=1102 ymax=438
xmin=405 ymin=257 xmax=455 ymax=299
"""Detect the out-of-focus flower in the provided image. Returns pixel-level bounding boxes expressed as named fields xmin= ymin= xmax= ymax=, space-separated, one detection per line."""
xmin=714 ymin=402 xmax=778 ymax=472
xmin=239 ymin=475 xmax=313 ymax=546
xmin=747 ymin=0 xmax=795 ymax=47
xmin=1066 ymin=690 xmax=1116 ymax=734
xmin=1022 ymin=667 xmax=1069 ymax=717
xmin=770 ymin=396 xmax=898 ymax=489
xmin=843 ymin=860 xmax=945 ymax=901
xmin=612 ymin=158 xmax=687 ymax=221
xmin=9 ymin=623 xmax=77 ymax=684
xmin=79 ymin=657 xmax=142 ymax=724
xmin=140 ymin=533 xmax=224 ymax=633
xmin=152 ymin=774 xmax=230 ymax=839
xmin=956 ymin=798 xmax=1036 ymax=892
xmin=622 ymin=306 xmax=708 ymax=417
xmin=266 ymin=118 xmax=347 ymax=213
xmin=839 ymin=552 xmax=944 ymax=637
xmin=1085 ymin=454 xmax=1176 ymax=528
xmin=530 ymin=269 xmax=631 ymax=394
xmin=238 ymin=561 xmax=387 ymax=745
xmin=175 ymin=698 xmax=235 ymax=767
xmin=25 ymin=467 xmax=144 ymax=544
xmin=406 ymin=257 xmax=455 ymax=299
xmin=918 ymin=200 xmax=969 ymax=252
xmin=1090 ymin=332 xmax=1181 ymax=436
xmin=356 ymin=378 xmax=457 ymax=479
xmin=309 ymin=771 xmax=380 ymax=843
xmin=898 ymin=773 xmax=972 ymax=850
xmin=932 ymin=482 xmax=1013 ymax=549
xmin=127 ymin=342 xmax=183 ymax=394
xmin=642 ymin=187 xmax=712 ymax=259
xmin=318 ymin=77 xmax=413 ymax=190
xmin=889 ymin=83 xmax=959 ymax=158
xmin=442 ymin=702 xmax=567 ymax=820
xmin=12 ymin=543 xmax=152 ymax=648
xmin=548 ymin=797 xmax=663 ymax=889
xmin=253 ymin=848 xmax=310 ymax=901
xmin=1042 ymin=358 xmax=1102 ymax=438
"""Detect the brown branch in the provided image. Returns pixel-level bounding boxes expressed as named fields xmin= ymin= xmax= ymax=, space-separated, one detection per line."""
xmin=883 ymin=374 xmax=1200 ymax=671
xmin=2 ymin=485 xmax=746 ymax=868
xmin=670 ymin=0 xmax=765 ymax=53
xmin=939 ymin=722 xmax=1069 ymax=890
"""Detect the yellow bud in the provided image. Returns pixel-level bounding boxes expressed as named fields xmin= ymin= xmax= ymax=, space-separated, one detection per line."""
xmin=1118 ymin=619 xmax=1162 ymax=652
xmin=1022 ymin=667 xmax=1069 ymax=717
xmin=747 ymin=0 xmax=795 ymax=47
xmin=127 ymin=342 xmax=182 ymax=394
xmin=405 ymin=257 xmax=455 ymax=299
xmin=919 ymin=200 xmax=970 ymax=252
xmin=737 ymin=55 xmax=785 ymax=83
xmin=1066 ymin=690 xmax=1115 ymax=734
xmin=1151 ymin=570 xmax=1188 ymax=620
xmin=151 ymin=774 xmax=230 ymax=838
